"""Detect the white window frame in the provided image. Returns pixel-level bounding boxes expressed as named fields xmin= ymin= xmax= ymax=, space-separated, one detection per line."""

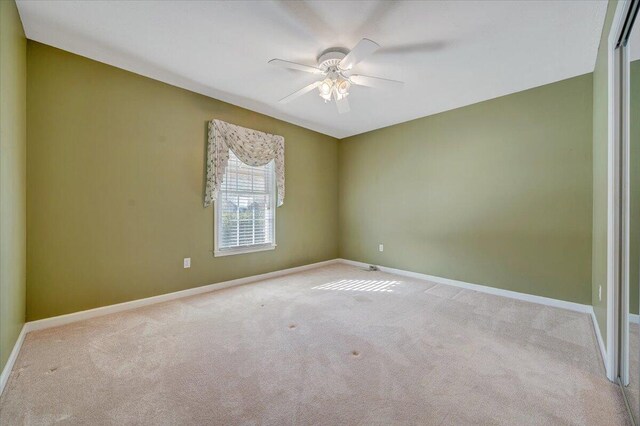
xmin=214 ymin=155 xmax=277 ymax=257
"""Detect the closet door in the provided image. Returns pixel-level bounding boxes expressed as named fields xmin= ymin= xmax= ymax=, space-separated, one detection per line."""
xmin=619 ymin=1 xmax=640 ymax=422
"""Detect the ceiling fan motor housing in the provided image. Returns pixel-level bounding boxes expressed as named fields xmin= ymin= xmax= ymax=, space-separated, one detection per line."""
xmin=317 ymin=49 xmax=347 ymax=71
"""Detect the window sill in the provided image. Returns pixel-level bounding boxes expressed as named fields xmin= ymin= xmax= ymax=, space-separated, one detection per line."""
xmin=214 ymin=244 xmax=276 ymax=257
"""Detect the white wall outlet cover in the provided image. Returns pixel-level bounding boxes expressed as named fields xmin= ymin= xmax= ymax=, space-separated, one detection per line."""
xmin=379 ymin=244 xmax=384 ymax=252
xmin=599 ymin=285 xmax=602 ymax=301
xmin=184 ymin=258 xmax=191 ymax=268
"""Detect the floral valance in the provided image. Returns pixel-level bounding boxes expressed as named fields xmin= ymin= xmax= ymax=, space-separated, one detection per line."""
xmin=204 ymin=119 xmax=285 ymax=207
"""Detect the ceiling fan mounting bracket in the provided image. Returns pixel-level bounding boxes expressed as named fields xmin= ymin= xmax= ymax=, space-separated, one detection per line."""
xmin=317 ymin=48 xmax=347 ymax=70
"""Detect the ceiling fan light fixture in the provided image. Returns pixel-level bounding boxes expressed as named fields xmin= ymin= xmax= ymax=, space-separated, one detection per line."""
xmin=336 ymin=78 xmax=350 ymax=95
xmin=320 ymin=79 xmax=333 ymax=94
xmin=318 ymin=78 xmax=334 ymax=101
xmin=319 ymin=78 xmax=333 ymax=101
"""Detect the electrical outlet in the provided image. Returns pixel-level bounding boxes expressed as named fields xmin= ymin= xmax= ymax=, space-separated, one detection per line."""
xmin=379 ymin=244 xmax=384 ymax=252
xmin=184 ymin=258 xmax=191 ymax=269
xmin=599 ymin=285 xmax=602 ymax=301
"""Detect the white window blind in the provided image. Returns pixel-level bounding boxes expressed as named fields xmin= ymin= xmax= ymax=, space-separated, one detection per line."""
xmin=215 ymin=150 xmax=276 ymax=256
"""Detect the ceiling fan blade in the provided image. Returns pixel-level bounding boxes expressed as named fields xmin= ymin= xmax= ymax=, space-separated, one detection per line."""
xmin=269 ymin=59 xmax=325 ymax=75
xmin=349 ymin=74 xmax=404 ymax=88
xmin=339 ymin=38 xmax=380 ymax=70
xmin=278 ymin=81 xmax=321 ymax=104
xmin=336 ymin=96 xmax=350 ymax=114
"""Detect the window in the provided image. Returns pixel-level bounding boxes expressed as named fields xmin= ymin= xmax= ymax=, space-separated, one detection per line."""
xmin=215 ymin=150 xmax=276 ymax=256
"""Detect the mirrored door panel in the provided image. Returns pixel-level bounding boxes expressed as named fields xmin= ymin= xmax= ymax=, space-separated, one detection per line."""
xmin=625 ymin=9 xmax=640 ymax=422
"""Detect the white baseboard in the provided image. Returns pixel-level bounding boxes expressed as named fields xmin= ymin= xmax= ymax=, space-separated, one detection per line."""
xmin=26 ymin=258 xmax=340 ymax=333
xmin=0 ymin=325 xmax=27 ymax=396
xmin=338 ymin=259 xmax=592 ymax=314
xmin=630 ymin=313 xmax=640 ymax=324
xmin=589 ymin=308 xmax=608 ymax=370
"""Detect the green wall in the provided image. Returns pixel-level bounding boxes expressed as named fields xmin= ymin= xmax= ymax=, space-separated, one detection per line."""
xmin=0 ymin=0 xmax=26 ymax=371
xmin=26 ymin=42 xmax=339 ymax=321
xmin=339 ymin=74 xmax=593 ymax=304
xmin=592 ymin=0 xmax=619 ymax=342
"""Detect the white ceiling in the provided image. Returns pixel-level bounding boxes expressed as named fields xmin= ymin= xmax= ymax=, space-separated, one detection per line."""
xmin=17 ymin=0 xmax=607 ymax=139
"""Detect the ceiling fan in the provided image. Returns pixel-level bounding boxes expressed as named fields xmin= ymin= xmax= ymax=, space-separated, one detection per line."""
xmin=269 ymin=38 xmax=404 ymax=114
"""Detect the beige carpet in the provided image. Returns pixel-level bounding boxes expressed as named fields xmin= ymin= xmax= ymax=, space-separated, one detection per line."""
xmin=0 ymin=264 xmax=631 ymax=425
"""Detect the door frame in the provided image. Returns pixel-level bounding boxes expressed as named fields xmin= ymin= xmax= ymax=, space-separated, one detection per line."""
xmin=608 ymin=0 xmax=636 ymax=383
